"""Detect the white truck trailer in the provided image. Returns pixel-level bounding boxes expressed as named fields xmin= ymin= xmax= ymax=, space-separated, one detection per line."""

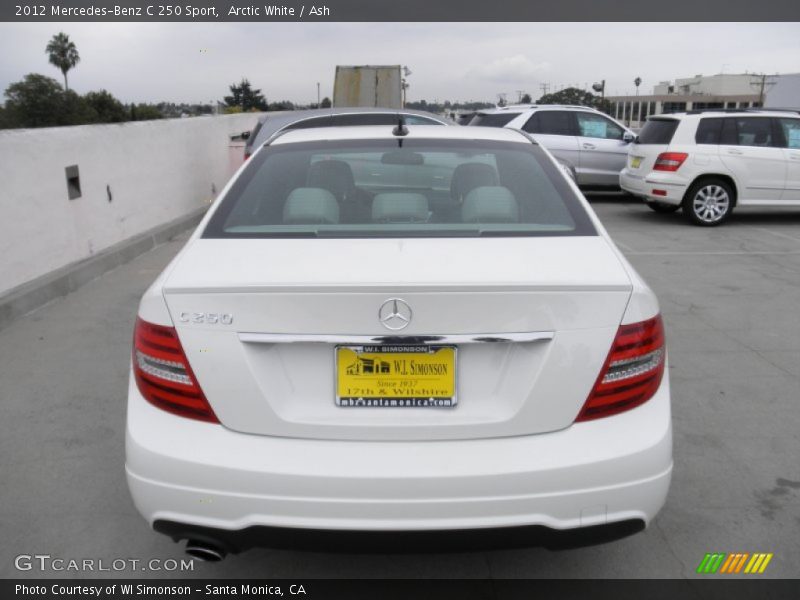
xmin=333 ymin=65 xmax=403 ymax=109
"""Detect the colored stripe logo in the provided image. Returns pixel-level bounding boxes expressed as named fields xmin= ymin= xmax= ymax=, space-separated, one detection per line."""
xmin=697 ymin=552 xmax=773 ymax=574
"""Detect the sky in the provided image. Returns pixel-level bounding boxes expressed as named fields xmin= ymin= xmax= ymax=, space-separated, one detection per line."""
xmin=0 ymin=22 xmax=798 ymax=105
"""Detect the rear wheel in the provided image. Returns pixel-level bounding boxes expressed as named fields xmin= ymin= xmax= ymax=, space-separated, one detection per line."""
xmin=683 ymin=179 xmax=734 ymax=226
xmin=647 ymin=202 xmax=680 ymax=214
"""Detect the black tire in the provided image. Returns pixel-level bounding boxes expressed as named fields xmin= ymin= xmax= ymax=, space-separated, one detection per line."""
xmin=647 ymin=201 xmax=680 ymax=214
xmin=682 ymin=178 xmax=734 ymax=226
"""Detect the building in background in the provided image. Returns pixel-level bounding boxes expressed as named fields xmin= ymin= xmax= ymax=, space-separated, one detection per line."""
xmin=604 ymin=72 xmax=800 ymax=129
xmin=652 ymin=73 xmax=766 ymax=96
xmin=765 ymin=73 xmax=800 ymax=109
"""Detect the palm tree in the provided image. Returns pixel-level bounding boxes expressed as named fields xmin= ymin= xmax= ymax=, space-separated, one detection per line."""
xmin=45 ymin=32 xmax=80 ymax=91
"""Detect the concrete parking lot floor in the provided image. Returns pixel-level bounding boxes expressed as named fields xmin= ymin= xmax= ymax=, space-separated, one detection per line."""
xmin=1 ymin=195 xmax=799 ymax=579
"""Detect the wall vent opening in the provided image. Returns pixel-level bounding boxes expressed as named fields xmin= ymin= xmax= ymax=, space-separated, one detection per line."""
xmin=65 ymin=165 xmax=81 ymax=200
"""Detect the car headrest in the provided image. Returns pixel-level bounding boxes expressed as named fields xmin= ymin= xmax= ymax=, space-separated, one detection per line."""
xmin=283 ymin=188 xmax=340 ymax=224
xmin=461 ymin=186 xmax=519 ymax=223
xmin=372 ymin=193 xmax=430 ymax=223
xmin=307 ymin=160 xmax=355 ymax=201
xmin=450 ymin=163 xmax=500 ymax=202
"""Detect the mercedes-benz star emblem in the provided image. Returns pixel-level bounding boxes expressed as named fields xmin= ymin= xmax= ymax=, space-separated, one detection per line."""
xmin=378 ymin=298 xmax=412 ymax=331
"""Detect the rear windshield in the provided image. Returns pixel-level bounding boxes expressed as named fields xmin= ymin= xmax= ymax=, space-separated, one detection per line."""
xmin=637 ymin=119 xmax=679 ymax=144
xmin=469 ymin=113 xmax=520 ymax=127
xmin=203 ymin=139 xmax=595 ymax=238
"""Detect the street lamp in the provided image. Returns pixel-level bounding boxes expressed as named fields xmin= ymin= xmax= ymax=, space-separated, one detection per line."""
xmin=592 ymin=80 xmax=605 ymax=100
xmin=591 ymin=80 xmax=607 ymax=115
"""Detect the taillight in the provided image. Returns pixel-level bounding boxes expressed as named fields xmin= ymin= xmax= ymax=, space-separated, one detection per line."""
xmin=243 ymin=151 xmax=251 ymax=160
xmin=132 ymin=317 xmax=218 ymax=423
xmin=653 ymin=152 xmax=688 ymax=172
xmin=576 ymin=315 xmax=666 ymax=422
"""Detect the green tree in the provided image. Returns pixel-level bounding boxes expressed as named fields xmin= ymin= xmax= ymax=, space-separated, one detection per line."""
xmin=3 ymin=74 xmax=69 ymax=127
xmin=223 ymin=78 xmax=267 ymax=111
xmin=84 ymin=90 xmax=127 ymax=123
xmin=130 ymin=103 xmax=163 ymax=121
xmin=320 ymin=96 xmax=332 ymax=108
xmin=268 ymin=100 xmax=294 ymax=111
xmin=536 ymin=87 xmax=610 ymax=113
xmin=61 ymin=89 xmax=98 ymax=125
xmin=45 ymin=32 xmax=80 ymax=91
xmin=520 ymin=93 xmax=532 ymax=104
xmin=2 ymin=75 xmax=99 ymax=129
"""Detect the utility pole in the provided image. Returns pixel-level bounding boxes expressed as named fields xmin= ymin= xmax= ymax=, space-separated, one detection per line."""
xmin=539 ymin=82 xmax=550 ymax=97
xmin=316 ymin=82 xmax=320 ymax=108
xmin=750 ymin=73 xmax=776 ymax=107
xmin=401 ymin=66 xmax=412 ymax=109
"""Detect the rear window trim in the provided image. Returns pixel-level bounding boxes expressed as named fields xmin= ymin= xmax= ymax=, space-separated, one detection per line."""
xmin=202 ymin=138 xmax=597 ymax=240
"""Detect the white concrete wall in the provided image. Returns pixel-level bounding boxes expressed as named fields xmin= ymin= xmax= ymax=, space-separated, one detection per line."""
xmin=0 ymin=113 xmax=261 ymax=295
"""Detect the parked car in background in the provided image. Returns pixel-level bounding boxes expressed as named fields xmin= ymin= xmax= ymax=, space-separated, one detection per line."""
xmin=455 ymin=111 xmax=476 ymax=126
xmin=467 ymin=104 xmax=636 ymax=189
xmin=127 ymin=125 xmax=671 ymax=558
xmin=620 ymin=109 xmax=800 ymax=225
xmin=243 ymin=107 xmax=451 ymax=159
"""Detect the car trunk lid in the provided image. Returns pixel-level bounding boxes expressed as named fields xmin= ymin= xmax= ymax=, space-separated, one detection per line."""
xmin=162 ymin=236 xmax=632 ymax=441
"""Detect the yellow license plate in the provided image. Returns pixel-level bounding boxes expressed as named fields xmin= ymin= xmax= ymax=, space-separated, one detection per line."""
xmin=631 ymin=156 xmax=642 ymax=168
xmin=336 ymin=345 xmax=457 ymax=408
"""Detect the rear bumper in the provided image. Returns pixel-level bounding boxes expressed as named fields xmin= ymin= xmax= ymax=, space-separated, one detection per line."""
xmin=126 ymin=374 xmax=672 ymax=544
xmin=153 ymin=518 xmax=646 ymax=553
xmin=620 ymin=169 xmax=687 ymax=206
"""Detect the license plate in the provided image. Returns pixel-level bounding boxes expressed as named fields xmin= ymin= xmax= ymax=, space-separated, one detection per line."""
xmin=631 ymin=156 xmax=643 ymax=168
xmin=335 ymin=345 xmax=457 ymax=408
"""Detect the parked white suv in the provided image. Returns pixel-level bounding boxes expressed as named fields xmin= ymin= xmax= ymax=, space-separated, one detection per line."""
xmin=468 ymin=104 xmax=636 ymax=188
xmin=620 ymin=110 xmax=800 ymax=226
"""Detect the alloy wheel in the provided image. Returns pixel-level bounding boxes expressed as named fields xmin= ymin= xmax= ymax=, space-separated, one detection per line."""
xmin=692 ymin=185 xmax=730 ymax=224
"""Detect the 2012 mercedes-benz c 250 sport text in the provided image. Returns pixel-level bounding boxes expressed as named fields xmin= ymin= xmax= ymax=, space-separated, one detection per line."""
xmin=126 ymin=123 xmax=672 ymax=559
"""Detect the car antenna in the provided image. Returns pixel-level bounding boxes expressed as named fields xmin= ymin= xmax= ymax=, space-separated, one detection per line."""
xmin=392 ymin=116 xmax=409 ymax=140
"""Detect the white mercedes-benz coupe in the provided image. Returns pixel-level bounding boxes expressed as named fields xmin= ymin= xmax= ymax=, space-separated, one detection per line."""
xmin=126 ymin=124 xmax=671 ymax=559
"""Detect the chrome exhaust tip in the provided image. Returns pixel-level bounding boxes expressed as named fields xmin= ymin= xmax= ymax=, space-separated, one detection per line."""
xmin=185 ymin=540 xmax=226 ymax=562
